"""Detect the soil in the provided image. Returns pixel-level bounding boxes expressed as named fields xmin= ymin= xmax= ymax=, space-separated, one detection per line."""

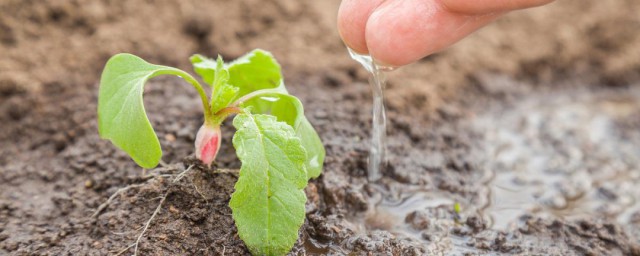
xmin=1 ymin=0 xmax=640 ymax=255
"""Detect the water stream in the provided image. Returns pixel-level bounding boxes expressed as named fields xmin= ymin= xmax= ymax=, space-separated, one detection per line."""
xmin=348 ymin=48 xmax=395 ymax=181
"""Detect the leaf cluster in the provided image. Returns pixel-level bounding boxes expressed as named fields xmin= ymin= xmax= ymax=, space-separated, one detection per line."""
xmin=98 ymin=49 xmax=325 ymax=255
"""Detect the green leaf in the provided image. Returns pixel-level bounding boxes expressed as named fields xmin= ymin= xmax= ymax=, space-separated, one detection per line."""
xmin=212 ymin=56 xmax=230 ymax=90
xmin=190 ymin=54 xmax=239 ymax=115
xmin=98 ymin=53 xmax=207 ymax=168
xmin=210 ymin=58 xmax=239 ymax=114
xmin=189 ymin=54 xmax=218 ymax=85
xmin=230 ymin=113 xmax=307 ymax=256
xmin=226 ymin=49 xmax=288 ymax=100
xmin=211 ymin=83 xmax=239 ymax=113
xmin=241 ymin=92 xmax=324 ymax=179
xmin=191 ymin=49 xmax=285 ymax=100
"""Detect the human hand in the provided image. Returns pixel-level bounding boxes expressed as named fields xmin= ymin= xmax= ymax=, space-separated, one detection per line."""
xmin=338 ymin=0 xmax=554 ymax=67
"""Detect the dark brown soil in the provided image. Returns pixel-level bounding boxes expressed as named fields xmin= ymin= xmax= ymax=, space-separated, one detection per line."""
xmin=1 ymin=0 xmax=640 ymax=255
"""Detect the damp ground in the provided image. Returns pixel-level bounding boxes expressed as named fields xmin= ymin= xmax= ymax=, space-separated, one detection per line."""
xmin=1 ymin=0 xmax=640 ymax=255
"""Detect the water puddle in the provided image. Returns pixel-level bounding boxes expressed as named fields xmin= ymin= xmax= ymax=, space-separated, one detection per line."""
xmin=347 ymin=183 xmax=483 ymax=255
xmin=472 ymin=86 xmax=640 ymax=230
xmin=348 ymin=49 xmax=395 ymax=182
xmin=364 ymin=185 xmax=453 ymax=238
xmin=329 ymin=74 xmax=640 ymax=253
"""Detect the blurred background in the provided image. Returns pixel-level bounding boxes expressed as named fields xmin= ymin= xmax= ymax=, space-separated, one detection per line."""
xmin=1 ymin=0 xmax=639 ymax=255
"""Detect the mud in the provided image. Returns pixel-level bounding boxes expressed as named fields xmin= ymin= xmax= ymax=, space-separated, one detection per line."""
xmin=1 ymin=0 xmax=640 ymax=255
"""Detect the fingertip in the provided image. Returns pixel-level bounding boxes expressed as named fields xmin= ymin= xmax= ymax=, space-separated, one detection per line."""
xmin=338 ymin=0 xmax=385 ymax=54
xmin=337 ymin=0 xmax=365 ymax=53
xmin=365 ymin=0 xmax=442 ymax=66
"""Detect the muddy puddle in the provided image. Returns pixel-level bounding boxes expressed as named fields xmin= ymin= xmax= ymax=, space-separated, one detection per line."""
xmin=475 ymin=84 xmax=640 ymax=231
xmin=338 ymin=82 xmax=640 ymax=254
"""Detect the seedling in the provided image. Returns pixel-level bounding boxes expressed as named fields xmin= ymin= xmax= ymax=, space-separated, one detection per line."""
xmin=98 ymin=49 xmax=325 ymax=255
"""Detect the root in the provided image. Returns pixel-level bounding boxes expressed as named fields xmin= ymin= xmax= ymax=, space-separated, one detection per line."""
xmin=105 ymin=165 xmax=192 ymax=255
xmin=113 ymin=243 xmax=135 ymax=256
xmin=97 ymin=163 xmax=237 ymax=254
xmin=134 ymin=194 xmax=168 ymax=256
xmin=192 ymin=183 xmax=208 ymax=201
xmin=92 ymin=163 xmax=190 ymax=218
xmin=91 ymin=183 xmax=147 ymax=218
xmin=173 ymin=164 xmax=194 ymax=183
xmin=109 ymin=194 xmax=167 ymax=256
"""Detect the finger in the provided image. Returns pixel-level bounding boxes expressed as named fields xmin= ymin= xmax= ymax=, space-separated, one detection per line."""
xmin=440 ymin=0 xmax=555 ymax=15
xmin=365 ymin=0 xmax=501 ymax=67
xmin=337 ymin=0 xmax=385 ymax=54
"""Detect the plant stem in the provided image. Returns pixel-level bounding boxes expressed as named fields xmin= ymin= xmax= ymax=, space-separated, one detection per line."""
xmin=216 ymin=106 xmax=242 ymax=116
xmin=211 ymin=106 xmax=242 ymax=124
xmin=230 ymin=88 xmax=284 ymax=108
xmin=161 ymin=69 xmax=213 ymax=124
xmin=181 ymin=73 xmax=213 ymax=123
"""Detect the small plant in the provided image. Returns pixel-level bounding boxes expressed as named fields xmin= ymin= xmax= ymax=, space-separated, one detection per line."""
xmin=98 ymin=49 xmax=325 ymax=255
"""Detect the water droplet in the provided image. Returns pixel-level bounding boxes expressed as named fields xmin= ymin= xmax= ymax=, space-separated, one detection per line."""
xmin=259 ymin=96 xmax=280 ymax=102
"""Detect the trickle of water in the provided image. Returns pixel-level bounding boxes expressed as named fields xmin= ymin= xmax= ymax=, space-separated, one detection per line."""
xmin=348 ymin=48 xmax=395 ymax=182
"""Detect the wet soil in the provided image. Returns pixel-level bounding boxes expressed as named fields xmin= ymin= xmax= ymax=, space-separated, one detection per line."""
xmin=1 ymin=0 xmax=640 ymax=255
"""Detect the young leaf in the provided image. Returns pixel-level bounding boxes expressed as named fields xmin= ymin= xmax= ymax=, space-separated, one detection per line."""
xmin=191 ymin=49 xmax=284 ymax=96
xmin=230 ymin=113 xmax=307 ymax=256
xmin=190 ymin=55 xmax=239 ymax=115
xmin=189 ymin=54 xmax=218 ymax=86
xmin=211 ymin=83 xmax=239 ymax=114
xmin=212 ymin=56 xmax=230 ymax=90
xmin=226 ymin=49 xmax=288 ymax=100
xmin=98 ymin=53 xmax=209 ymax=168
xmin=241 ymin=92 xmax=325 ymax=179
